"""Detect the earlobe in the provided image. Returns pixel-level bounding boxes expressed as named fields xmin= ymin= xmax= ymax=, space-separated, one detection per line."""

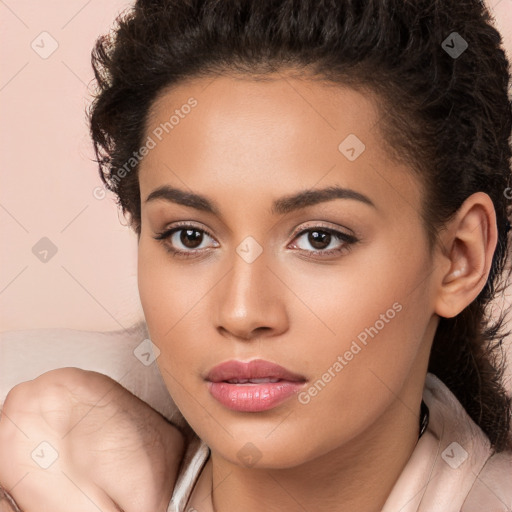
xmin=434 ymin=192 xmax=497 ymax=319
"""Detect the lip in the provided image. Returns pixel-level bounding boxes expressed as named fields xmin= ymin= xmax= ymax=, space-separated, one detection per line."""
xmin=205 ymin=359 xmax=307 ymax=412
xmin=205 ymin=358 xmax=307 ymax=383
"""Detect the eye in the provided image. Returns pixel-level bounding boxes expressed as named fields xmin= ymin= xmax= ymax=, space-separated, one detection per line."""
xmin=288 ymin=223 xmax=358 ymax=258
xmin=153 ymin=222 xmax=219 ymax=258
xmin=153 ymin=221 xmax=359 ymax=259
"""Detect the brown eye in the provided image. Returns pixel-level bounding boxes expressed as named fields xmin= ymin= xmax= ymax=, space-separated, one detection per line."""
xmin=153 ymin=223 xmax=219 ymax=258
xmin=290 ymin=225 xmax=358 ymax=258
xmin=307 ymin=230 xmax=332 ymax=250
xmin=180 ymin=228 xmax=204 ymax=249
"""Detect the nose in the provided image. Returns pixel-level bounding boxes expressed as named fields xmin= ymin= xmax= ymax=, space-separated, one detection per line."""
xmin=213 ymin=248 xmax=289 ymax=341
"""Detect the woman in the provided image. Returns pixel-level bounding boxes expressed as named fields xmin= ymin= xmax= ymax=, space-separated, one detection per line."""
xmin=1 ymin=0 xmax=511 ymax=510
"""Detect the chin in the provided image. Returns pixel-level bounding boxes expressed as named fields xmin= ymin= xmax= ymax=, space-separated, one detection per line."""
xmin=205 ymin=430 xmax=320 ymax=469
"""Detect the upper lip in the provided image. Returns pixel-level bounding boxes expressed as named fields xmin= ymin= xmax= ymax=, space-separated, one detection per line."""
xmin=205 ymin=359 xmax=307 ymax=383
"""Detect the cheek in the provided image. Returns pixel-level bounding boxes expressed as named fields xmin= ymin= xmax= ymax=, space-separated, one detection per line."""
xmin=289 ymin=243 xmax=432 ymax=441
xmin=138 ymin=244 xmax=168 ymax=335
xmin=137 ymin=239 xmax=212 ymax=381
xmin=137 ymin=248 xmax=198 ymax=415
xmin=137 ymin=239 xmax=201 ymax=334
xmin=280 ymin=235 xmax=427 ymax=351
xmin=137 ymin=241 xmax=189 ymax=367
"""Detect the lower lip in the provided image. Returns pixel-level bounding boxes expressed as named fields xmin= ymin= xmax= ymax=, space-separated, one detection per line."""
xmin=207 ymin=381 xmax=306 ymax=412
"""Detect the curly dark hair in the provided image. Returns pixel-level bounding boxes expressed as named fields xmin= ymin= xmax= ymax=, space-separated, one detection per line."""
xmin=88 ymin=0 xmax=512 ymax=451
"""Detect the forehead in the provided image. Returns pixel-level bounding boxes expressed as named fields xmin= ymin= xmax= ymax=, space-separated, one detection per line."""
xmin=144 ymin=73 xmax=382 ymax=154
xmin=139 ymin=74 xmax=422 ymax=217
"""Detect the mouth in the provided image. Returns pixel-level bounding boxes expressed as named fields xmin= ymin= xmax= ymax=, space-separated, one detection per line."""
xmin=205 ymin=359 xmax=307 ymax=412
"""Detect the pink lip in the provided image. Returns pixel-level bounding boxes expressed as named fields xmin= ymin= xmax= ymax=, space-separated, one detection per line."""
xmin=205 ymin=359 xmax=306 ymax=383
xmin=205 ymin=359 xmax=307 ymax=412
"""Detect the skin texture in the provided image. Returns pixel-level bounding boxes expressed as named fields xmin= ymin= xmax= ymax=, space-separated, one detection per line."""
xmin=137 ymin=73 xmax=497 ymax=512
xmin=0 ymin=368 xmax=184 ymax=512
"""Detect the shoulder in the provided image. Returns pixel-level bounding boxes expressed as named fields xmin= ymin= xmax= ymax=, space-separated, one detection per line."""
xmin=462 ymin=449 xmax=512 ymax=511
xmin=423 ymin=373 xmax=512 ymax=511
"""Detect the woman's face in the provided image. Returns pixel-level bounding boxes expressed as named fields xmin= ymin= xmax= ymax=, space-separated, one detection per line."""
xmin=137 ymin=73 xmax=441 ymax=467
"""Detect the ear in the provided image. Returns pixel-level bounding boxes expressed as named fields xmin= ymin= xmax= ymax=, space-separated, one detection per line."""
xmin=434 ymin=192 xmax=498 ymax=319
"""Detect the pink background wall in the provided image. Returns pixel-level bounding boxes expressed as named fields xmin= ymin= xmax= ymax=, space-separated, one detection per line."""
xmin=1 ymin=0 xmax=511 ymax=339
xmin=1 ymin=0 xmax=141 ymax=332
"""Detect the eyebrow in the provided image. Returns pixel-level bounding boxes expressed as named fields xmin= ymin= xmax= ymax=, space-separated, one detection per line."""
xmin=144 ymin=185 xmax=376 ymax=215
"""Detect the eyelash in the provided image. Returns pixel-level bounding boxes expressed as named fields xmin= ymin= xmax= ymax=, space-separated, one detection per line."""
xmin=152 ymin=221 xmax=359 ymax=259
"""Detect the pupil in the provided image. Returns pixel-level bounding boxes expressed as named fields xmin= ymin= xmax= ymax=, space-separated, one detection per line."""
xmin=309 ymin=230 xmax=330 ymax=249
xmin=181 ymin=229 xmax=202 ymax=248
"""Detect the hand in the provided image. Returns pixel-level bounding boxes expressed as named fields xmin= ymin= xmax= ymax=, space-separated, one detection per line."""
xmin=0 ymin=368 xmax=185 ymax=512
